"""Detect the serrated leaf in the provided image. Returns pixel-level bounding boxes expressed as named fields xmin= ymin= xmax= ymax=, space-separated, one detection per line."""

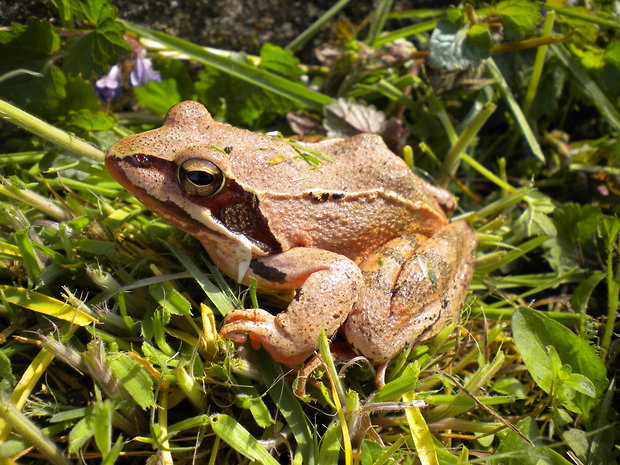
xmin=605 ymin=41 xmax=620 ymax=68
xmin=553 ymin=203 xmax=602 ymax=244
xmin=445 ymin=7 xmax=466 ymax=27
xmin=260 ymin=43 xmax=301 ymax=79
xmin=323 ymin=98 xmax=386 ymax=138
xmin=514 ymin=192 xmax=557 ymax=239
xmin=496 ymin=0 xmax=542 ymax=41
xmin=429 ymin=20 xmax=490 ymax=71
xmin=64 ymin=28 xmax=129 ymax=77
xmin=134 ymin=78 xmax=181 ymax=115
xmin=66 ymin=109 xmax=118 ymax=131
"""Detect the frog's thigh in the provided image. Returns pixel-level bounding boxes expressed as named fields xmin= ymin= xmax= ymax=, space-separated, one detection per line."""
xmin=344 ymin=221 xmax=477 ymax=364
xmin=220 ymin=248 xmax=363 ymax=366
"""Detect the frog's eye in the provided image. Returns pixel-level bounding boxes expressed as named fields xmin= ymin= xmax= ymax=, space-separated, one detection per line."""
xmin=178 ymin=159 xmax=225 ymax=197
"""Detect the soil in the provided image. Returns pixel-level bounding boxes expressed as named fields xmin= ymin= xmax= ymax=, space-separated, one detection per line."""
xmin=1 ymin=0 xmax=451 ymax=55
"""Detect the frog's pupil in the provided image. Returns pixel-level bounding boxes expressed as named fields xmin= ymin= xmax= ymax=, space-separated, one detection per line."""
xmin=187 ymin=170 xmax=215 ymax=186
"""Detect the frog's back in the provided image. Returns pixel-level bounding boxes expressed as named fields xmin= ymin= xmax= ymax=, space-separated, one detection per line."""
xmin=234 ymin=134 xmax=450 ymax=260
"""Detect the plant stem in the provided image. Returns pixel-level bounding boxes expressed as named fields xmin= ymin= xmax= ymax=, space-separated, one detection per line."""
xmin=0 ymin=98 xmax=104 ymax=162
xmin=0 ymin=392 xmax=73 ymax=465
xmin=367 ymin=0 xmax=394 ymax=46
xmin=286 ymin=0 xmax=352 ymax=52
xmin=437 ymin=102 xmax=496 ymax=187
xmin=523 ymin=10 xmax=556 ymax=117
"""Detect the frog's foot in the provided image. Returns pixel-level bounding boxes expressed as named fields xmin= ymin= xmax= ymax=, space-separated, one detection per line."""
xmin=221 ymin=308 xmax=310 ymax=366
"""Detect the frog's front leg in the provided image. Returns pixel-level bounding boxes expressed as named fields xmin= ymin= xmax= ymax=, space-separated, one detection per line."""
xmin=344 ymin=221 xmax=477 ymax=365
xmin=219 ymin=248 xmax=363 ymax=366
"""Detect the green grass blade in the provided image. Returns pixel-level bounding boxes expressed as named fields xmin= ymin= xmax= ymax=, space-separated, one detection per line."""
xmin=256 ymin=350 xmax=317 ymax=465
xmin=523 ymin=10 xmax=556 ymax=116
xmin=210 ymin=414 xmax=280 ymax=465
xmin=373 ymin=19 xmax=438 ymax=47
xmin=0 ymin=285 xmax=99 ymax=326
xmin=551 ymin=44 xmax=620 ymax=131
xmin=0 ymin=98 xmax=104 ymax=162
xmin=122 ymin=21 xmax=333 ymax=110
xmin=485 ymin=58 xmax=546 ymax=162
xmin=475 ymin=236 xmax=549 ymax=275
xmin=0 ymin=392 xmax=72 ymax=465
xmin=367 ymin=0 xmax=394 ymax=46
xmin=546 ymin=3 xmax=620 ymax=30
xmin=286 ymin=0 xmax=352 ymax=52
xmin=437 ymin=102 xmax=496 ymax=186
xmin=162 ymin=241 xmax=236 ymax=316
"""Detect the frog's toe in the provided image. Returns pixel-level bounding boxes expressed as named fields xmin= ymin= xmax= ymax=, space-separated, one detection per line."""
xmin=220 ymin=309 xmax=310 ymax=365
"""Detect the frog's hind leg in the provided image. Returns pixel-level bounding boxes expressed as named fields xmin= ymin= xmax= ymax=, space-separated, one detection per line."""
xmin=220 ymin=248 xmax=364 ymax=367
xmin=344 ymin=221 xmax=477 ymax=366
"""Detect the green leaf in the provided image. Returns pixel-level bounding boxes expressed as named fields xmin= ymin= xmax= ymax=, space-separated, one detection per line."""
xmin=92 ymin=400 xmax=113 ymax=456
xmin=210 ymin=414 xmax=279 ymax=465
xmin=492 ymin=417 xmax=572 ymax=465
xmin=63 ymin=2 xmax=129 ymax=78
xmin=496 ymin=0 xmax=542 ymax=41
xmin=107 ymin=352 xmax=155 ymax=409
xmin=66 ymin=110 xmax=118 ymax=132
xmin=511 ymin=309 xmax=607 ymax=416
xmin=121 ymin=20 xmax=332 ymax=111
xmin=360 ymin=440 xmax=383 ymax=465
xmin=101 ymin=435 xmax=124 ymax=465
xmin=563 ymin=428 xmax=589 ymax=463
xmin=598 ymin=215 xmax=620 ymax=253
xmin=605 ymin=41 xmax=620 ymax=69
xmin=77 ymin=0 xmax=117 ymax=26
xmin=445 ymin=6 xmax=466 ymax=27
xmin=0 ymin=351 xmax=15 ymax=390
xmin=0 ymin=18 xmax=60 ymax=64
xmin=256 ymin=350 xmax=317 ymax=465
xmin=68 ymin=414 xmax=94 ymax=454
xmin=466 ymin=24 xmax=492 ymax=52
xmin=318 ymin=419 xmax=342 ymax=465
xmin=149 ymin=283 xmax=191 ymax=316
xmin=233 ymin=385 xmax=274 ymax=428
xmin=63 ymin=24 xmax=129 ymax=77
xmin=570 ymin=271 xmax=605 ymax=314
xmin=134 ymin=78 xmax=182 ymax=115
xmin=429 ymin=20 xmax=490 ymax=71
xmin=260 ymin=43 xmax=301 ymax=79
xmin=513 ymin=192 xmax=557 ymax=240
xmin=554 ymin=203 xmax=602 ymax=244
xmin=0 ymin=18 xmax=69 ymax=118
xmin=0 ymin=285 xmax=99 ymax=326
xmin=564 ymin=373 xmax=596 ymax=398
xmin=491 ymin=377 xmax=527 ymax=399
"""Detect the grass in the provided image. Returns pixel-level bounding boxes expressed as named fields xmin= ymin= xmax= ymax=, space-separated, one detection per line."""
xmin=0 ymin=1 xmax=618 ymax=464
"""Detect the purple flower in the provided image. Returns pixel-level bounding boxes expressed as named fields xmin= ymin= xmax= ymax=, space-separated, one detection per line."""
xmin=130 ymin=48 xmax=161 ymax=87
xmin=95 ymin=65 xmax=122 ymax=103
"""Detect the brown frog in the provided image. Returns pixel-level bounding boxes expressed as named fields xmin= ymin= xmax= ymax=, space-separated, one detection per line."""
xmin=105 ymin=101 xmax=477 ymax=368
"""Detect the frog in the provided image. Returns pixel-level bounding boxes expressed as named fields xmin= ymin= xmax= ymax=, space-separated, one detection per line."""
xmin=105 ymin=101 xmax=477 ymax=370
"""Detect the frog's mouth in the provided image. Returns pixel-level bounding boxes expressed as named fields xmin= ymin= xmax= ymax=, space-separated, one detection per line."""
xmin=105 ymin=153 xmax=281 ymax=255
